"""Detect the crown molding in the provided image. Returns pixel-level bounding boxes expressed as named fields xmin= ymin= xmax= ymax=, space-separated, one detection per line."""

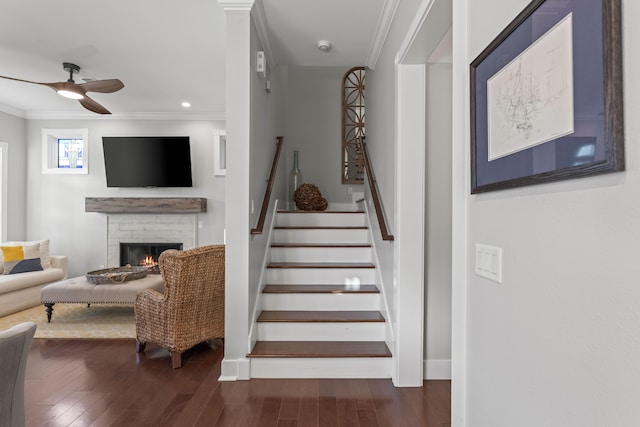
xmin=218 ymin=0 xmax=255 ymax=11
xmin=24 ymin=111 xmax=226 ymax=121
xmin=366 ymin=0 xmax=401 ymax=70
xmin=0 ymin=102 xmax=26 ymax=119
xmin=251 ymin=0 xmax=277 ymax=67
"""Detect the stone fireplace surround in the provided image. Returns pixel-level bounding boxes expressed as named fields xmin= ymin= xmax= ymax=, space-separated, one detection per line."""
xmin=107 ymin=214 xmax=196 ymax=268
xmin=85 ymin=197 xmax=206 ymax=268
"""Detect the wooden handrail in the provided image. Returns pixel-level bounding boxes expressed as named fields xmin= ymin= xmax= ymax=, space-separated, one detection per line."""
xmin=358 ymin=139 xmax=394 ymax=241
xmin=251 ymin=136 xmax=284 ymax=235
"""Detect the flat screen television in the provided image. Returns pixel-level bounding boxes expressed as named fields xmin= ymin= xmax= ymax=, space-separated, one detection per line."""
xmin=102 ymin=136 xmax=193 ymax=187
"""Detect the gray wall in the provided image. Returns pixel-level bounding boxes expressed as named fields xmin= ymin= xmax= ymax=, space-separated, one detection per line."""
xmin=23 ymin=118 xmax=225 ymax=277
xmin=283 ymin=66 xmax=364 ymax=206
xmin=425 ymin=62 xmax=452 ymax=366
xmin=0 ymin=111 xmax=26 ymax=240
xmin=365 ymin=0 xmax=425 ymax=363
xmin=248 ymin=19 xmax=288 ymax=326
xmin=456 ymin=0 xmax=640 ymax=425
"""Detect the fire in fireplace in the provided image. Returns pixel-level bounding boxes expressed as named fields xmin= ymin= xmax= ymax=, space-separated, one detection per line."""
xmin=120 ymin=243 xmax=183 ymax=274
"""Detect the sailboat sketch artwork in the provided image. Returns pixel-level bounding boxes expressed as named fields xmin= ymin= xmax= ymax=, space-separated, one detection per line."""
xmin=487 ymin=13 xmax=574 ymax=161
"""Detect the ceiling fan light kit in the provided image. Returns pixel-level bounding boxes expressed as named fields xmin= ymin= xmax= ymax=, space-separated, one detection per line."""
xmin=58 ymin=63 xmax=85 ymax=99
xmin=0 ymin=62 xmax=124 ymax=114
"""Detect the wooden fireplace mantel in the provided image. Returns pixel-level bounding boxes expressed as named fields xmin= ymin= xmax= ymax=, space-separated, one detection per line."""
xmin=85 ymin=197 xmax=207 ymax=214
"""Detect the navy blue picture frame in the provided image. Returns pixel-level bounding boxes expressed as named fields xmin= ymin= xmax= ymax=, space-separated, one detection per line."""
xmin=470 ymin=0 xmax=624 ymax=194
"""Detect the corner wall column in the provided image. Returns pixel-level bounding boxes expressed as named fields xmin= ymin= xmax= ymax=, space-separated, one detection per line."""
xmin=218 ymin=0 xmax=255 ymax=381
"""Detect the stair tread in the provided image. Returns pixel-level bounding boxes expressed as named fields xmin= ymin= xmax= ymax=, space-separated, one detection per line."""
xmin=278 ymin=210 xmax=364 ymax=214
xmin=247 ymin=341 xmax=391 ymax=358
xmin=271 ymin=243 xmax=371 ymax=248
xmin=274 ymin=226 xmax=368 ymax=230
xmin=263 ymin=284 xmax=379 ymax=294
xmin=257 ymin=310 xmax=385 ymax=322
xmin=267 ymin=262 xmax=375 ymax=269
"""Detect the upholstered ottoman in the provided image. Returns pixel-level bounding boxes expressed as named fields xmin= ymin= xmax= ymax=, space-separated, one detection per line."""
xmin=40 ymin=274 xmax=164 ymax=322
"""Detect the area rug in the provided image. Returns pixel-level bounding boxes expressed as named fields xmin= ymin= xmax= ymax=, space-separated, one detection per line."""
xmin=0 ymin=303 xmax=135 ymax=339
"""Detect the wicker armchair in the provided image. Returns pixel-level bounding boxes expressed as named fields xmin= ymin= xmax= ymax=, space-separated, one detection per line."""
xmin=134 ymin=245 xmax=224 ymax=368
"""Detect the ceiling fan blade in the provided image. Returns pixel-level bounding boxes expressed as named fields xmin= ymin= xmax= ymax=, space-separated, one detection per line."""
xmin=80 ymin=79 xmax=124 ymax=93
xmin=0 ymin=76 xmax=82 ymax=94
xmin=79 ymin=95 xmax=111 ymax=114
xmin=0 ymin=75 xmax=61 ymax=90
xmin=0 ymin=75 xmax=43 ymax=85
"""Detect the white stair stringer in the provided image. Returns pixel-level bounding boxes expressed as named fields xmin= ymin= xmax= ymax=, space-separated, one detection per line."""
xmin=248 ymin=209 xmax=392 ymax=379
xmin=362 ymin=202 xmax=396 ymax=350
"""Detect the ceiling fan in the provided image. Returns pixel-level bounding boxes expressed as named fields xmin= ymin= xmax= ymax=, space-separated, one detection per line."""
xmin=0 ymin=62 xmax=124 ymax=114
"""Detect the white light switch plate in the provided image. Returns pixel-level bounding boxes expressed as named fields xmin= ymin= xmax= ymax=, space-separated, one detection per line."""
xmin=475 ymin=244 xmax=503 ymax=283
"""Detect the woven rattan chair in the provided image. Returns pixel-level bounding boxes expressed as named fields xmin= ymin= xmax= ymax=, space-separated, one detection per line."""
xmin=134 ymin=245 xmax=224 ymax=368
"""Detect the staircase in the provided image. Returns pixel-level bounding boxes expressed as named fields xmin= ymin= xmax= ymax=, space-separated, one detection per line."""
xmin=247 ymin=209 xmax=391 ymax=378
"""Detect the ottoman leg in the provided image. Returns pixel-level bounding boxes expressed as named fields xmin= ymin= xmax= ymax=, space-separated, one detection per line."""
xmin=136 ymin=340 xmax=146 ymax=352
xmin=44 ymin=303 xmax=55 ymax=323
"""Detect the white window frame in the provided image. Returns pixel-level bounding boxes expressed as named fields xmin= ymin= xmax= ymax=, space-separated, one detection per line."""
xmin=42 ymin=128 xmax=89 ymax=174
xmin=0 ymin=142 xmax=7 ymax=241
xmin=214 ymin=129 xmax=226 ymax=176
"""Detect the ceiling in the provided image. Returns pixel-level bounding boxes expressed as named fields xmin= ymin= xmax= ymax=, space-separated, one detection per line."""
xmin=0 ymin=0 xmax=389 ymax=120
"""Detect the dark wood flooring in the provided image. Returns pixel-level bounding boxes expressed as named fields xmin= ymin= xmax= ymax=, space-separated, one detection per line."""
xmin=24 ymin=339 xmax=451 ymax=427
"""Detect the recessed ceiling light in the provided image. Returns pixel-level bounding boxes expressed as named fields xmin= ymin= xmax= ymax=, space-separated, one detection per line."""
xmin=181 ymin=101 xmax=191 ymax=108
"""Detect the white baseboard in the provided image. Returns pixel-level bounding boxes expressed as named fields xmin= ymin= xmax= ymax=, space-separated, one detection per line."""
xmin=219 ymin=357 xmax=251 ymax=381
xmin=424 ymin=359 xmax=451 ymax=380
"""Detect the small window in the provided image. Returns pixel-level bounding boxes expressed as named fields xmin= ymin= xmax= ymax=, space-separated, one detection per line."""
xmin=42 ymin=129 xmax=89 ymax=174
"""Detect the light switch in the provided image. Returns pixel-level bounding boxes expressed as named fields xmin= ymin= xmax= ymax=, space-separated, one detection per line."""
xmin=475 ymin=244 xmax=503 ymax=283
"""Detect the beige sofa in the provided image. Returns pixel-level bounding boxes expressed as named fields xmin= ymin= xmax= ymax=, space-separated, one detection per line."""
xmin=0 ymin=241 xmax=68 ymax=318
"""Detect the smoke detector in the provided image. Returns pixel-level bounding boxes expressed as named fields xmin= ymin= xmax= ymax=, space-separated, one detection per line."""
xmin=317 ymin=40 xmax=332 ymax=52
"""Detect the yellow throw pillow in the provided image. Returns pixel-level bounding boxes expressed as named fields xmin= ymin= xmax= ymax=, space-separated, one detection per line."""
xmin=1 ymin=243 xmax=42 ymax=275
xmin=7 ymin=239 xmax=51 ymax=269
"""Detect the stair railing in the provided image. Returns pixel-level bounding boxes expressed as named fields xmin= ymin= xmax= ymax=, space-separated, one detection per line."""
xmin=251 ymin=136 xmax=284 ymax=235
xmin=358 ymin=138 xmax=394 ymax=241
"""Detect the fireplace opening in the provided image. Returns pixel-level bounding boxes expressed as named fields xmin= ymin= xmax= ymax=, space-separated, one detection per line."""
xmin=120 ymin=242 xmax=183 ymax=274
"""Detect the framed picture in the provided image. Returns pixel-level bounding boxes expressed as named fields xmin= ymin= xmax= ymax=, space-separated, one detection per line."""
xmin=470 ymin=0 xmax=623 ymax=193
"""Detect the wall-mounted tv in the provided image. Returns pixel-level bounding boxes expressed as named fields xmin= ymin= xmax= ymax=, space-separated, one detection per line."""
xmin=102 ymin=136 xmax=193 ymax=188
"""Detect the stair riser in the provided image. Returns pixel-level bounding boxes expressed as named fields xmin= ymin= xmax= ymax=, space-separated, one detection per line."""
xmin=277 ymin=212 xmax=365 ymax=227
xmin=270 ymin=247 xmax=371 ymax=263
xmin=273 ymin=229 xmax=369 ymax=244
xmin=267 ymin=268 xmax=375 ymax=284
xmin=257 ymin=322 xmax=385 ymax=341
xmin=250 ymin=358 xmax=391 ymax=379
xmin=262 ymin=293 xmax=380 ymax=311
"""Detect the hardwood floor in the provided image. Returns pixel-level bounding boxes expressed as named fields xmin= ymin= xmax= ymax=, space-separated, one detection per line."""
xmin=24 ymin=339 xmax=450 ymax=426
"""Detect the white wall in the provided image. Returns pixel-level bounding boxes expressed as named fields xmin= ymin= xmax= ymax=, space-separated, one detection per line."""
xmin=454 ymin=0 xmax=640 ymax=425
xmin=24 ymin=118 xmax=225 ymax=277
xmin=283 ymin=66 xmax=364 ymax=205
xmin=0 ymin=111 xmax=26 ymax=239
xmin=221 ymin=2 xmax=253 ymax=380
